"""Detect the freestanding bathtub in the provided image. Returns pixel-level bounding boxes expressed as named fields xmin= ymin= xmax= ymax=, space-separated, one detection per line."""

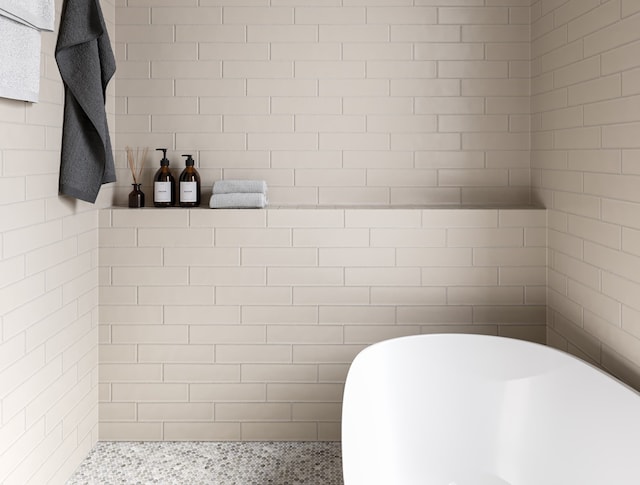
xmin=341 ymin=334 xmax=640 ymax=485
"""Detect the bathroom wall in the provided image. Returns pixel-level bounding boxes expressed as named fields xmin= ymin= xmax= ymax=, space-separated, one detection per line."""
xmin=531 ymin=1 xmax=640 ymax=389
xmin=0 ymin=1 xmax=116 ymax=483
xmin=98 ymin=207 xmax=546 ymax=441
xmin=114 ymin=0 xmax=531 ymax=207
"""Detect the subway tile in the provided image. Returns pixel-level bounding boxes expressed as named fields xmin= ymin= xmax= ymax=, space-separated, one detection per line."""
xmin=112 ymin=267 xmax=188 ymax=286
xmin=137 ymin=403 xmax=213 ymax=421
xmin=292 ymin=402 xmax=341 ymax=422
xmin=292 ymin=228 xmax=369 ymax=247
xmin=241 ymin=422 xmax=317 ymax=441
xmin=216 ymin=345 xmax=292 ymax=363
xmin=152 ymin=7 xmax=221 ymax=24
xmin=272 ymin=97 xmax=342 ymax=114
xmin=343 ymin=325 xmax=420 ymax=344
xmin=216 ymin=403 xmax=291 ymax=422
xmin=345 ymin=267 xmax=420 ymax=286
xmin=215 ymin=228 xmax=292 ymax=247
xmin=295 ymin=114 xmax=365 ymax=132
xmin=583 ymin=9 xmax=640 ymax=57
xmin=248 ymin=79 xmax=317 ymax=97
xmin=397 ymin=247 xmax=472 ymax=267
xmin=242 ymin=305 xmax=318 ymax=324
xmin=371 ymin=228 xmax=445 ymax=247
xmin=473 ymin=247 xmax=547 ymax=267
xmin=164 ymin=364 xmax=240 ymax=382
xmin=223 ymin=6 xmax=293 ymax=24
xmin=292 ymin=345 xmax=364 ymax=364
xmin=112 ymin=325 xmax=188 ymax=344
xmin=319 ymin=306 xmax=396 ymax=324
xmin=343 ymin=43 xmax=412 ymax=61
xmin=267 ymin=325 xmax=343 ymax=344
xmin=99 ymin=422 xmax=162 ymax=441
xmin=216 ymin=287 xmax=291 ymax=305
xmin=319 ymin=25 xmax=389 ymax=42
xmin=367 ymin=6 xmax=436 ymax=24
xmin=568 ymin=75 xmax=621 ymax=106
xmin=190 ymin=325 xmax=266 ymax=344
xmin=268 ymin=267 xmax=343 ymax=286
xmin=111 ymin=383 xmax=188 ymax=402
xmin=98 ymin=344 xmax=137 ymax=364
xmin=137 ymin=345 xmax=215 ymax=363
xmin=99 ymin=364 xmax=162 ymax=382
xmin=366 ymin=61 xmax=435 ymax=79
xmin=241 ymin=364 xmax=317 ymax=383
xmin=447 ymin=286 xmax=524 ymax=305
xmin=318 ymin=248 xmax=394 ymax=267
xmin=603 ymin=40 xmax=640 ymax=77
xmin=370 ymin=286 xmax=446 ymax=305
xmin=421 ymin=267 xmax=498 ymax=286
xmin=138 ymin=286 xmax=214 ymax=305
xmin=164 ymin=422 xmax=241 ymax=440
xmin=99 ymin=403 xmax=136 ymax=422
xmin=100 ymin=305 xmax=163 ymax=325
xmin=318 ymin=187 xmax=390 ymax=205
xmin=293 ymin=287 xmax=370 ymax=305
xmin=190 ymin=267 xmax=266 ymax=286
xmin=248 ymin=25 xmax=317 ymax=42
xmin=200 ymin=43 xmax=268 ymax=61
xmin=190 ymin=383 xmax=266 ymax=402
xmin=191 ymin=210 xmax=266 ymax=228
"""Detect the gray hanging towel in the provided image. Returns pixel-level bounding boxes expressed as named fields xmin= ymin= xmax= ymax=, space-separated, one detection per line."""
xmin=55 ymin=0 xmax=116 ymax=203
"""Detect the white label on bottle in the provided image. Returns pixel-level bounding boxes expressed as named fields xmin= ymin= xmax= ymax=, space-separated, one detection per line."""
xmin=154 ymin=181 xmax=172 ymax=203
xmin=180 ymin=181 xmax=197 ymax=203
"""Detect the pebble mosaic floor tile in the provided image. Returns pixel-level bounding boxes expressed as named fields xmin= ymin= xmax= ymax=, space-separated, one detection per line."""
xmin=66 ymin=441 xmax=344 ymax=485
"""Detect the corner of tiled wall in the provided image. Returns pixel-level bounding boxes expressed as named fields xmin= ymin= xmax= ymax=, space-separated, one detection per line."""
xmin=531 ymin=0 xmax=640 ymax=389
xmin=0 ymin=1 xmax=116 ymax=482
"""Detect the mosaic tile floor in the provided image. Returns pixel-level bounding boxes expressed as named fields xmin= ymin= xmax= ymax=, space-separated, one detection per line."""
xmin=66 ymin=441 xmax=344 ymax=485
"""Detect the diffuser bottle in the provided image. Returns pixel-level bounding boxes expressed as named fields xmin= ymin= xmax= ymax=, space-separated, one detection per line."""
xmin=179 ymin=154 xmax=201 ymax=207
xmin=153 ymin=148 xmax=175 ymax=207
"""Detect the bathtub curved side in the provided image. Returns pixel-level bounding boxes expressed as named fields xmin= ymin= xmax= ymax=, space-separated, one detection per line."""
xmin=341 ymin=334 xmax=640 ymax=485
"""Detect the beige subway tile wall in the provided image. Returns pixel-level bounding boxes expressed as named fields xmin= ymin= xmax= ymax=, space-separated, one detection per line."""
xmin=0 ymin=1 xmax=116 ymax=483
xmin=531 ymin=0 xmax=640 ymax=388
xmin=113 ymin=1 xmax=531 ymax=206
xmin=98 ymin=207 xmax=546 ymax=440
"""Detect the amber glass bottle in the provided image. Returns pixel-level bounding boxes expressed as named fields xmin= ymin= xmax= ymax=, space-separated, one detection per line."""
xmin=178 ymin=154 xmax=201 ymax=207
xmin=153 ymin=148 xmax=175 ymax=207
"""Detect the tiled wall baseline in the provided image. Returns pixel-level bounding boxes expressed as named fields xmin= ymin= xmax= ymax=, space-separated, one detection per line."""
xmin=98 ymin=207 xmax=546 ymax=441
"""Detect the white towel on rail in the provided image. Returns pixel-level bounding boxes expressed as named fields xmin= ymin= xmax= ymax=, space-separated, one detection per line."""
xmin=0 ymin=0 xmax=55 ymax=103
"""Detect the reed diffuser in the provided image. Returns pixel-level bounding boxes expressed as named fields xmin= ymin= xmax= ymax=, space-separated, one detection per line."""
xmin=126 ymin=146 xmax=148 ymax=208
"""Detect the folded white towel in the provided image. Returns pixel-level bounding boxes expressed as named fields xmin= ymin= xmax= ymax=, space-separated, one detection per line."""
xmin=213 ymin=179 xmax=268 ymax=195
xmin=0 ymin=0 xmax=54 ymax=102
xmin=210 ymin=193 xmax=268 ymax=209
xmin=0 ymin=15 xmax=42 ymax=102
xmin=0 ymin=0 xmax=55 ymax=31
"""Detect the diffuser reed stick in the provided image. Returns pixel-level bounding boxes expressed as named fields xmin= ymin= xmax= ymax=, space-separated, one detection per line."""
xmin=126 ymin=146 xmax=148 ymax=185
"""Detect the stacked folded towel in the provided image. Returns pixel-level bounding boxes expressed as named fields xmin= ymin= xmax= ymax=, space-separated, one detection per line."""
xmin=210 ymin=179 xmax=268 ymax=209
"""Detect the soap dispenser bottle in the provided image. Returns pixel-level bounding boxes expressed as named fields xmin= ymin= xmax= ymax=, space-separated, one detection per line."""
xmin=153 ymin=148 xmax=175 ymax=207
xmin=179 ymin=154 xmax=201 ymax=207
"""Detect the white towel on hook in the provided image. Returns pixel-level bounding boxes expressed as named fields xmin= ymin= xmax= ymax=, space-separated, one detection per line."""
xmin=0 ymin=0 xmax=55 ymax=103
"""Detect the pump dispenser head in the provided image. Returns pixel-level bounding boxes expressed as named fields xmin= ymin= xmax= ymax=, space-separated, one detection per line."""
xmin=156 ymin=148 xmax=170 ymax=166
xmin=182 ymin=154 xmax=195 ymax=166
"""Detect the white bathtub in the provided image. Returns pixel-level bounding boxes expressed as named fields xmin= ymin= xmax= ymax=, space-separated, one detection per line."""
xmin=341 ymin=334 xmax=640 ymax=485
